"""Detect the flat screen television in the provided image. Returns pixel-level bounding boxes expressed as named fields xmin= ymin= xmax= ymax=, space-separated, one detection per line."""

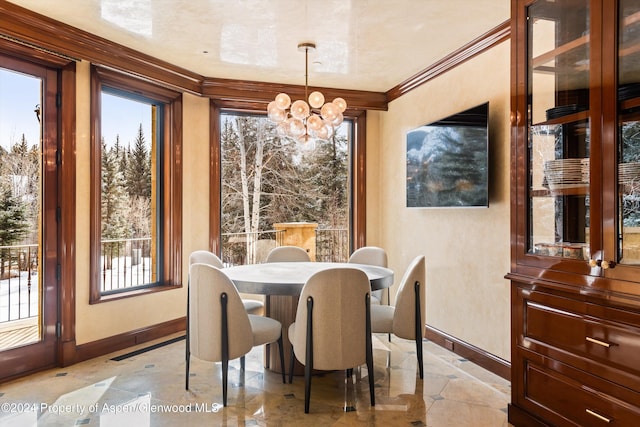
xmin=406 ymin=102 xmax=489 ymax=208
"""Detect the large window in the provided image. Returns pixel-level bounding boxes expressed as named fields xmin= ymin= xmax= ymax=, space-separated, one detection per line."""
xmin=219 ymin=112 xmax=352 ymax=265
xmin=90 ymin=67 xmax=182 ymax=303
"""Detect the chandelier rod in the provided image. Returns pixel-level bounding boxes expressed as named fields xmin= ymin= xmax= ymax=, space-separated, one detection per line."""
xmin=299 ymin=42 xmax=314 ymax=103
xmin=304 ymin=46 xmax=309 ymax=102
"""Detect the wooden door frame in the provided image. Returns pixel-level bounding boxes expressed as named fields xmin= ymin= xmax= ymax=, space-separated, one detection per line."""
xmin=0 ymin=44 xmax=76 ymax=379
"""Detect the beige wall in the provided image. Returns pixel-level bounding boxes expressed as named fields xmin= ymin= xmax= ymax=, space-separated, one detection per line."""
xmin=73 ymin=41 xmax=511 ymax=362
xmin=368 ymin=41 xmax=511 ymax=361
xmin=74 ymin=61 xmax=210 ymax=344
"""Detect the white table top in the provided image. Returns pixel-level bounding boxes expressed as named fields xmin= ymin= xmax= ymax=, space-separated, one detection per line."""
xmin=223 ymin=262 xmax=394 ymax=296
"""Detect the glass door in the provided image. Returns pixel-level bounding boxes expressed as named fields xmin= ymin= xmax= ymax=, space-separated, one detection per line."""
xmin=607 ymin=0 xmax=640 ymax=279
xmin=0 ymin=56 xmax=59 ymax=378
xmin=526 ymin=0 xmax=592 ymax=264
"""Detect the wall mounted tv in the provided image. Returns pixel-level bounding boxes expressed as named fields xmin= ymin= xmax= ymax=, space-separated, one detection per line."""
xmin=406 ymin=102 xmax=489 ymax=208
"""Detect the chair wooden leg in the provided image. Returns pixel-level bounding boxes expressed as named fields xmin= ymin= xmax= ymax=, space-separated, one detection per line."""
xmin=304 ymin=297 xmax=314 ymax=414
xmin=416 ymin=335 xmax=423 ymax=380
xmin=414 ymin=281 xmax=424 ymax=379
xmin=185 ymin=352 xmax=190 ymax=390
xmin=185 ymin=349 xmax=190 ymax=390
xmin=185 ymin=284 xmax=190 ymax=390
xmin=221 ymin=293 xmax=229 ymax=406
xmin=304 ymin=357 xmax=312 ymax=414
xmin=365 ymin=293 xmax=375 ymax=407
xmin=289 ymin=345 xmax=295 ymax=384
xmin=277 ymin=334 xmax=286 ymax=383
xmin=367 ymin=349 xmax=375 ymax=407
xmin=265 ymin=296 xmax=271 ymax=368
xmin=185 ymin=330 xmax=190 ymax=390
xmin=222 ymin=358 xmax=229 ymax=407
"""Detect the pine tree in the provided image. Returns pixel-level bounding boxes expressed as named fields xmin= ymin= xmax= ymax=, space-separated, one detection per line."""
xmin=113 ymin=135 xmax=129 ymax=177
xmin=27 ymin=142 xmax=40 ymax=197
xmin=0 ymin=183 xmax=30 ymax=277
xmin=0 ymin=146 xmax=7 ymax=176
xmin=126 ymin=124 xmax=151 ymax=199
xmin=1 ymin=136 xmax=40 ymax=244
xmin=11 ymin=134 xmax=28 ymax=157
xmin=302 ymin=134 xmax=348 ymax=228
xmin=101 ymin=139 xmax=130 ymax=267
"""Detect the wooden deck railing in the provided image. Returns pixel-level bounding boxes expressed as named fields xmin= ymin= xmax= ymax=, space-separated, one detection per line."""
xmin=221 ymin=228 xmax=349 ymax=266
xmin=0 ymin=229 xmax=349 ymax=323
xmin=0 ymin=244 xmax=38 ymax=323
xmin=100 ymin=237 xmax=153 ymax=293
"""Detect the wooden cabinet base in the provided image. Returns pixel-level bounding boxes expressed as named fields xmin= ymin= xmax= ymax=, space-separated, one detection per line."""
xmin=508 ymin=404 xmax=549 ymax=427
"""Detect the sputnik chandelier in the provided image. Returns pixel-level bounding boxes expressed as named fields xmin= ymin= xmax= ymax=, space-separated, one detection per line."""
xmin=267 ymin=42 xmax=347 ymax=143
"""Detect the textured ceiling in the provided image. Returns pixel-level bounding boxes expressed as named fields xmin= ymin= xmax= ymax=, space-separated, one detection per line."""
xmin=6 ymin=0 xmax=509 ymax=92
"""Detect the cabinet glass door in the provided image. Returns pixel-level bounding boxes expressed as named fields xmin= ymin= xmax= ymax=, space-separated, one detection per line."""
xmin=527 ymin=0 xmax=591 ymax=260
xmin=618 ymin=0 xmax=640 ymax=266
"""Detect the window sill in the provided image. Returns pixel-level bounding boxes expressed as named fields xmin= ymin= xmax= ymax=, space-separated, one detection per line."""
xmin=90 ymin=283 xmax=182 ymax=304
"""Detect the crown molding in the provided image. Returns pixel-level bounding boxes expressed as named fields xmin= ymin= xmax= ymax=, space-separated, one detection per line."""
xmin=202 ymin=77 xmax=388 ymax=112
xmin=1 ymin=1 xmax=509 ymax=109
xmin=386 ymin=20 xmax=511 ymax=102
xmin=0 ymin=1 xmax=203 ymax=94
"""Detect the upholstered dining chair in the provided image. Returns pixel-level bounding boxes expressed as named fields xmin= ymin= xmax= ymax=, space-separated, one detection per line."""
xmin=265 ymin=245 xmax=311 ymax=263
xmin=189 ymin=250 xmax=264 ymax=315
xmin=288 ymin=268 xmax=375 ymax=413
xmin=185 ymin=263 xmax=286 ymax=406
xmin=348 ymin=246 xmax=388 ymax=305
xmin=263 ymin=245 xmax=311 ymax=371
xmin=370 ymin=255 xmax=426 ymax=378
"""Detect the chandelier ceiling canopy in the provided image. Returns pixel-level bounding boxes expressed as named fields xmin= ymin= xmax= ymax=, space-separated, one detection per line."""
xmin=267 ymin=42 xmax=347 ymax=143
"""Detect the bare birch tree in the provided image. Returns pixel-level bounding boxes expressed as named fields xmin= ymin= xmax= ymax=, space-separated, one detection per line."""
xmin=221 ymin=113 xmax=349 ymax=264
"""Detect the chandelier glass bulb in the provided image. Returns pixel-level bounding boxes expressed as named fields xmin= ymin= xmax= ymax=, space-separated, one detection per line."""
xmin=308 ymin=91 xmax=325 ymax=109
xmin=306 ymin=114 xmax=323 ymax=131
xmin=290 ymin=99 xmax=310 ymax=120
xmin=275 ymin=93 xmax=291 ymax=109
xmin=267 ymin=42 xmax=347 ymax=143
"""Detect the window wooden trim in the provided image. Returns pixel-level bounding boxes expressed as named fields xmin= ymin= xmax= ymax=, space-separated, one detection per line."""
xmin=89 ymin=66 xmax=182 ymax=304
xmin=208 ymin=100 xmax=366 ymax=255
xmin=351 ymin=110 xmax=367 ymax=250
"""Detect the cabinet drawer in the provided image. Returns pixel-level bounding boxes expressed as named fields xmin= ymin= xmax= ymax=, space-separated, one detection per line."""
xmin=523 ymin=358 xmax=640 ymax=427
xmin=520 ymin=289 xmax=640 ymax=387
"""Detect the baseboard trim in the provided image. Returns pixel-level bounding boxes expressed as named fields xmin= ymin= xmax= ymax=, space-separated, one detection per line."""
xmin=74 ymin=317 xmax=186 ymax=363
xmin=508 ymin=404 xmax=550 ymax=427
xmin=424 ymin=325 xmax=511 ymax=381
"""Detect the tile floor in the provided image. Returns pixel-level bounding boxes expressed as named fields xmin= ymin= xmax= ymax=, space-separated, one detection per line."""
xmin=0 ymin=334 xmax=512 ymax=426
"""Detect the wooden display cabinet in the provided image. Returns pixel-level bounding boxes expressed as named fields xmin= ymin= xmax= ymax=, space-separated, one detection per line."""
xmin=508 ymin=0 xmax=640 ymax=425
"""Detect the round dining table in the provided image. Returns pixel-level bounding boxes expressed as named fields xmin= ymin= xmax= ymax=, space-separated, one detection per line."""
xmin=223 ymin=261 xmax=394 ymax=295
xmin=222 ymin=261 xmax=394 ymax=375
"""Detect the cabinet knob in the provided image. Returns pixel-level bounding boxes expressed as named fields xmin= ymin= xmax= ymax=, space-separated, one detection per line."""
xmin=601 ymin=260 xmax=616 ymax=269
xmin=588 ymin=259 xmax=616 ymax=269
